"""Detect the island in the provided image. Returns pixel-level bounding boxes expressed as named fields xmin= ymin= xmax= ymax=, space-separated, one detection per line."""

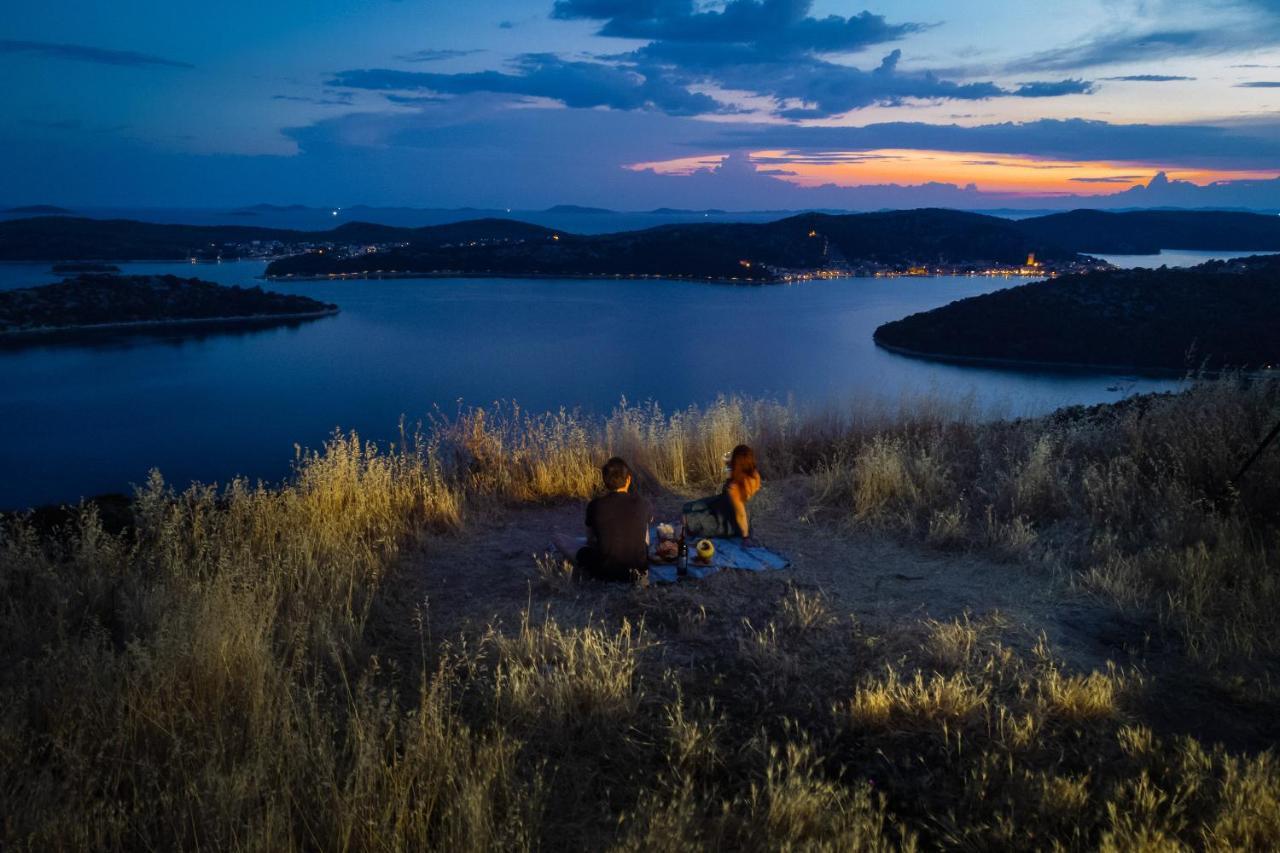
xmin=873 ymin=254 xmax=1280 ymax=372
xmin=0 ymin=274 xmax=338 ymax=341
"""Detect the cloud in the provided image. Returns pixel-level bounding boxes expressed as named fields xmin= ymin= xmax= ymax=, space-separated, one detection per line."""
xmin=1237 ymin=80 xmax=1280 ymax=86
xmin=330 ymin=53 xmax=728 ymax=115
xmin=331 ymin=1 xmax=1097 ymax=120
xmin=385 ymin=93 xmax=448 ymax=105
xmin=1007 ymin=31 xmax=1225 ymax=72
xmin=1006 ymin=5 xmax=1280 ymax=75
xmin=1010 ymin=79 xmax=1095 ymax=97
xmin=554 ymin=0 xmax=924 ymax=60
xmin=700 ymin=117 xmax=1280 ymax=170
xmin=1101 ymin=74 xmax=1195 ymax=82
xmin=273 ymin=93 xmax=355 ymax=105
xmin=395 ymin=48 xmax=483 ymax=62
xmin=1068 ymin=175 xmax=1145 ymax=183
xmin=0 ymin=39 xmax=192 ymax=68
xmin=625 ymin=45 xmax=1091 ymax=117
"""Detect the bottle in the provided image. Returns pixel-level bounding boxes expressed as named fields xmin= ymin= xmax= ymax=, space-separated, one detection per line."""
xmin=677 ymin=527 xmax=688 ymax=577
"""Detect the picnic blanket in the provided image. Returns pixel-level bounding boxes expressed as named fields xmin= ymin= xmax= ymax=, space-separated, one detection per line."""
xmin=557 ymin=525 xmax=790 ymax=584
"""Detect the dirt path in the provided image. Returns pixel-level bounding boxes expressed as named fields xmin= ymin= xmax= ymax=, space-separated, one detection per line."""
xmin=374 ymin=477 xmax=1136 ymax=674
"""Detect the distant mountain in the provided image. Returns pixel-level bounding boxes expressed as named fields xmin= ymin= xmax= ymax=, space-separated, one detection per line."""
xmin=5 ymin=205 xmax=74 ymax=215
xmin=874 ymin=254 xmax=1280 ymax=371
xmin=544 ymin=204 xmax=615 ymax=214
xmin=1012 ymin=209 xmax=1280 ymax=254
xmin=236 ymin=204 xmax=312 ymax=212
xmin=648 ymin=207 xmax=729 ymax=215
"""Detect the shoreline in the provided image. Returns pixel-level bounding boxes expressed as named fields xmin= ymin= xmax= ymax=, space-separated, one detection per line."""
xmin=262 ymin=268 xmax=1056 ymax=285
xmin=872 ymin=339 xmax=1277 ymax=378
xmin=0 ymin=306 xmax=339 ymax=342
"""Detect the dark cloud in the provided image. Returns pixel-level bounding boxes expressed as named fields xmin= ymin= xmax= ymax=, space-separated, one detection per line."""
xmin=1069 ymin=175 xmax=1145 ymax=183
xmin=332 ymin=1 xmax=1094 ymax=120
xmin=701 ymin=118 xmax=1280 ymax=170
xmin=395 ymin=48 xmax=483 ymax=62
xmin=0 ymin=39 xmax=192 ymax=68
xmin=555 ymin=0 xmax=923 ymax=60
xmin=1101 ymin=74 xmax=1194 ymax=82
xmin=1010 ymin=79 xmax=1095 ymax=97
xmin=1008 ymin=31 xmax=1217 ymax=72
xmin=618 ymin=45 xmax=1087 ymax=117
xmin=1007 ymin=9 xmax=1280 ymax=75
xmin=272 ymin=93 xmax=355 ymax=105
xmin=1237 ymin=80 xmax=1280 ymax=86
xmin=385 ymin=93 xmax=448 ymax=105
xmin=330 ymin=53 xmax=727 ymax=115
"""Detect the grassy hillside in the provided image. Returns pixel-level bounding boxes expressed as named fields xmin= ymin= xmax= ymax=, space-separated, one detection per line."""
xmin=3 ymin=380 xmax=1279 ymax=849
xmin=874 ymin=254 xmax=1280 ymax=370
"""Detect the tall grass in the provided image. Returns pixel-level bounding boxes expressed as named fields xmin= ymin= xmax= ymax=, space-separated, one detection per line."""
xmin=1 ymin=378 xmax=1278 ymax=849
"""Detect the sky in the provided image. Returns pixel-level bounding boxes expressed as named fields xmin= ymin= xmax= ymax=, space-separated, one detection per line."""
xmin=3 ymin=0 xmax=1280 ymax=210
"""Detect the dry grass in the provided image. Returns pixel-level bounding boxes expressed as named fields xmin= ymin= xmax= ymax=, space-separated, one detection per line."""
xmin=2 ymin=378 xmax=1279 ymax=849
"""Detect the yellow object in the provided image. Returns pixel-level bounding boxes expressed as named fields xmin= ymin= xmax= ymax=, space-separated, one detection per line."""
xmin=696 ymin=539 xmax=715 ymax=561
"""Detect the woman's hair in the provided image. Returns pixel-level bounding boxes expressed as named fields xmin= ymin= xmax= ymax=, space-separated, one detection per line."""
xmin=727 ymin=444 xmax=760 ymax=499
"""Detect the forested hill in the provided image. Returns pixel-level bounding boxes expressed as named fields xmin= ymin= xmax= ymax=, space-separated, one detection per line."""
xmin=873 ymin=254 xmax=1280 ymax=371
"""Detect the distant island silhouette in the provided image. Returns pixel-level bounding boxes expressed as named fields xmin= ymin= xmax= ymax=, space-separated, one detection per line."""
xmin=5 ymin=205 xmax=74 ymax=215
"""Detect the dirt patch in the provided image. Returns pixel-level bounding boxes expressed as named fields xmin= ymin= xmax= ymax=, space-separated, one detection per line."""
xmin=376 ymin=476 xmax=1131 ymax=675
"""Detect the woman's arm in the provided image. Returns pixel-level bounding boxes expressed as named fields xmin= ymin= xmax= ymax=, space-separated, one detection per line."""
xmin=727 ymin=483 xmax=750 ymax=538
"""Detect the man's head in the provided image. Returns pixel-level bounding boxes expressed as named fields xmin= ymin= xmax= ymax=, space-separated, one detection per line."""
xmin=601 ymin=456 xmax=632 ymax=492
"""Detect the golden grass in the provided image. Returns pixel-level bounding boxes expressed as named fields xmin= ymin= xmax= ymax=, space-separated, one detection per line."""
xmin=2 ymin=378 xmax=1279 ymax=849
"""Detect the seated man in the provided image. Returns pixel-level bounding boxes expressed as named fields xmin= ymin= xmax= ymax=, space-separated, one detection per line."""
xmin=556 ymin=456 xmax=651 ymax=582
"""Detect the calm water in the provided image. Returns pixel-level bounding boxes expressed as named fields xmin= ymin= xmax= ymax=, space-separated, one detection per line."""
xmin=1092 ymin=248 xmax=1279 ymax=268
xmin=0 ymin=259 xmax=1202 ymax=509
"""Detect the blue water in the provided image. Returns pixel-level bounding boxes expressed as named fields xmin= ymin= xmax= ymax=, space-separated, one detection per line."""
xmin=0 ymin=259 xmax=1197 ymax=509
xmin=1092 ymin=248 xmax=1279 ymax=268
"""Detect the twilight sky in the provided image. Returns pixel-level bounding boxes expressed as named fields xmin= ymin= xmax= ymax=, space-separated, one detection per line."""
xmin=3 ymin=0 xmax=1280 ymax=210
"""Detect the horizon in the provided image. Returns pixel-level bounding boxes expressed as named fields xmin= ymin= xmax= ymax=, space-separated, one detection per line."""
xmin=3 ymin=1 xmax=1280 ymax=210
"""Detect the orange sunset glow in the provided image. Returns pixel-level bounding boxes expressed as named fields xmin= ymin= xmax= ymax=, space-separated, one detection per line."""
xmin=626 ymin=149 xmax=1280 ymax=197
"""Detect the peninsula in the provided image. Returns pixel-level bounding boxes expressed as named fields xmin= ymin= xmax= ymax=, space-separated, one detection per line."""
xmin=873 ymin=254 xmax=1280 ymax=371
xmin=0 ymin=274 xmax=338 ymax=341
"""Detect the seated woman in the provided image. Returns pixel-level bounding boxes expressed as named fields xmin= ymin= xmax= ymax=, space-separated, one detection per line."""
xmin=683 ymin=444 xmax=761 ymax=541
